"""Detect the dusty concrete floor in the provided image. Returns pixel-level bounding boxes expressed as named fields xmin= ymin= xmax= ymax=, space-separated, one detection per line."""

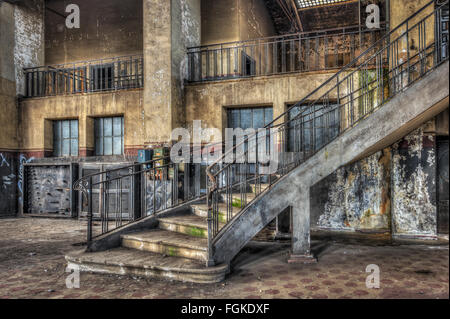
xmin=0 ymin=218 xmax=448 ymax=299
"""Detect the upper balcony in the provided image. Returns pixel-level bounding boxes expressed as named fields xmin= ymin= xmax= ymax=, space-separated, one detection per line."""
xmin=23 ymin=55 xmax=143 ymax=99
xmin=187 ymin=26 xmax=385 ymax=83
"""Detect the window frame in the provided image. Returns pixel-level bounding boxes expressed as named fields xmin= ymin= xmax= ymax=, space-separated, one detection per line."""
xmin=53 ymin=119 xmax=79 ymax=157
xmin=94 ymin=116 xmax=124 ymax=156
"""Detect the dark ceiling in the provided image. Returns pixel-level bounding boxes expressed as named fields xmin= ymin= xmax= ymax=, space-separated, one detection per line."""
xmin=265 ymin=0 xmax=386 ymax=34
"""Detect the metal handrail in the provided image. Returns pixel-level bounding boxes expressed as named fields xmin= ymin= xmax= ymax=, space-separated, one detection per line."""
xmin=23 ymin=54 xmax=144 ymax=98
xmin=187 ymin=25 xmax=385 ymax=83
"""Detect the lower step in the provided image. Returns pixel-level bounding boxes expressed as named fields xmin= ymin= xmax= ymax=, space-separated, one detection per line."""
xmin=66 ymin=248 xmax=228 ymax=284
xmin=121 ymin=229 xmax=208 ymax=261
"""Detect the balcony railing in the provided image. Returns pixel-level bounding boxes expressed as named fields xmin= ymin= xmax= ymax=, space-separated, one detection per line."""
xmin=23 ymin=54 xmax=143 ymax=98
xmin=187 ymin=26 xmax=385 ymax=83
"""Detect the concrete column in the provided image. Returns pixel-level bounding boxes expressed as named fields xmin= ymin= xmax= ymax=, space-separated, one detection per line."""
xmin=288 ymin=187 xmax=316 ymax=263
xmin=143 ymin=0 xmax=201 ymax=147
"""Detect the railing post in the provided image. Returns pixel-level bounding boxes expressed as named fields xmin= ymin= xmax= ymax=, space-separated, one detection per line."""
xmin=87 ymin=176 xmax=93 ymax=249
xmin=206 ymin=178 xmax=215 ymax=267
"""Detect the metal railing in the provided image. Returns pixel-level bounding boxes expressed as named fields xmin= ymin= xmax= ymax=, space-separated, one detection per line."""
xmin=24 ymin=54 xmax=143 ymax=98
xmin=187 ymin=26 xmax=385 ymax=82
xmin=205 ymin=0 xmax=449 ymax=265
xmin=74 ymin=148 xmax=213 ymax=247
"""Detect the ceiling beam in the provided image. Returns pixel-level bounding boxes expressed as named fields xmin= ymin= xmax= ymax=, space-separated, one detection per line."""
xmin=288 ymin=0 xmax=303 ymax=32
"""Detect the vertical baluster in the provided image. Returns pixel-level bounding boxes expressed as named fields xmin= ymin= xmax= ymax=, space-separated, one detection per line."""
xmin=290 ymin=39 xmax=295 ymax=72
xmin=87 ymin=177 xmax=93 ymax=246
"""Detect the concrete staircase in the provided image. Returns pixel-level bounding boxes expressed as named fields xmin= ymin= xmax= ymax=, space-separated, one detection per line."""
xmin=67 ymin=189 xmax=258 ymax=283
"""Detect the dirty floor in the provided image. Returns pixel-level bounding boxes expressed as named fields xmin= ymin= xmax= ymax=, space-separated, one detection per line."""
xmin=0 ymin=218 xmax=448 ymax=299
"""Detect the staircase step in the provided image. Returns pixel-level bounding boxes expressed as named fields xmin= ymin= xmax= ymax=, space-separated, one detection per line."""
xmin=191 ymin=204 xmax=236 ymax=223
xmin=121 ymin=229 xmax=207 ymax=261
xmin=66 ymin=248 xmax=228 ymax=284
xmin=249 ymin=183 xmax=270 ymax=194
xmin=231 ymin=193 xmax=257 ymax=208
xmin=158 ymin=214 xmax=210 ymax=238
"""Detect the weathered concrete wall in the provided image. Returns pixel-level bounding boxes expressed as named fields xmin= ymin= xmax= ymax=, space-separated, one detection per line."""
xmin=0 ymin=1 xmax=20 ymax=151
xmin=14 ymin=0 xmax=45 ymax=96
xmin=201 ymin=0 xmax=275 ymax=46
xmin=45 ymin=0 xmax=143 ymax=64
xmin=311 ymin=149 xmax=391 ymax=232
xmin=237 ymin=0 xmax=275 ymax=41
xmin=389 ymin=0 xmax=435 ymax=65
xmin=201 ymin=0 xmax=239 ymax=46
xmin=19 ymin=89 xmax=145 ymax=158
xmin=185 ymin=71 xmax=340 ymax=135
xmin=391 ymin=124 xmax=438 ymax=238
xmin=143 ymin=0 xmax=201 ymax=146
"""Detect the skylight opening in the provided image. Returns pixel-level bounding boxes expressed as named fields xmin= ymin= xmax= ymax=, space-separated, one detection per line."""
xmin=296 ymin=0 xmax=353 ymax=9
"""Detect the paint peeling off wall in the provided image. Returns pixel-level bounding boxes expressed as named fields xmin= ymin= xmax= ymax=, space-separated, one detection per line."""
xmin=179 ymin=0 xmax=201 ymax=83
xmin=312 ymin=150 xmax=391 ymax=232
xmin=14 ymin=0 xmax=45 ymax=96
xmin=391 ymin=127 xmax=437 ymax=237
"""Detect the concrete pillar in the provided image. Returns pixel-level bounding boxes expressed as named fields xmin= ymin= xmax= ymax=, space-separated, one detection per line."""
xmin=143 ymin=0 xmax=201 ymax=147
xmin=288 ymin=187 xmax=317 ymax=263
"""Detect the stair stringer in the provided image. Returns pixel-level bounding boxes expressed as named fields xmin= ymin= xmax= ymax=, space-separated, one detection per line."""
xmin=212 ymin=61 xmax=449 ymax=266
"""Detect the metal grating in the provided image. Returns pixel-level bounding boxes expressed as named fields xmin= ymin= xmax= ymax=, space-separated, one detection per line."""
xmin=296 ymin=0 xmax=351 ymax=9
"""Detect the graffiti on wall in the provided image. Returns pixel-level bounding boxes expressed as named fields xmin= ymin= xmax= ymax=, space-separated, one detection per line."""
xmin=0 ymin=152 xmax=18 ymax=216
xmin=17 ymin=154 xmax=35 ymax=204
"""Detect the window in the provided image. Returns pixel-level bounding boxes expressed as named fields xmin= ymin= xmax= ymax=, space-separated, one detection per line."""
xmin=227 ymin=107 xmax=273 ymax=172
xmin=241 ymin=52 xmax=256 ymax=77
xmin=288 ymin=103 xmax=340 ymax=153
xmin=53 ymin=120 xmax=79 ymax=157
xmin=228 ymin=107 xmax=273 ymax=130
xmin=90 ymin=64 xmax=114 ymax=91
xmin=95 ymin=117 xmax=124 ymax=156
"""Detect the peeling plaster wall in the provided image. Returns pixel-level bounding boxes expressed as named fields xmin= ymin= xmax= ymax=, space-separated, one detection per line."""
xmin=311 ymin=150 xmax=391 ymax=232
xmin=45 ymin=0 xmax=143 ymax=64
xmin=172 ymin=0 xmax=201 ymax=135
xmin=13 ymin=0 xmax=45 ymax=96
xmin=391 ymin=125 xmax=437 ymax=237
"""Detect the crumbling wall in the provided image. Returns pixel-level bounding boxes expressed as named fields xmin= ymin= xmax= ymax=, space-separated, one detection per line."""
xmin=311 ymin=150 xmax=391 ymax=232
xmin=391 ymin=125 xmax=437 ymax=238
xmin=14 ymin=0 xmax=45 ymax=96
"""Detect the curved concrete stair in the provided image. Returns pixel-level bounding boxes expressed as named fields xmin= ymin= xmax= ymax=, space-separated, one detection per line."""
xmin=121 ymin=229 xmax=208 ymax=261
xmin=192 ymin=203 xmax=227 ymax=222
xmin=66 ymin=247 xmax=228 ymax=284
xmin=158 ymin=214 xmax=210 ymax=238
